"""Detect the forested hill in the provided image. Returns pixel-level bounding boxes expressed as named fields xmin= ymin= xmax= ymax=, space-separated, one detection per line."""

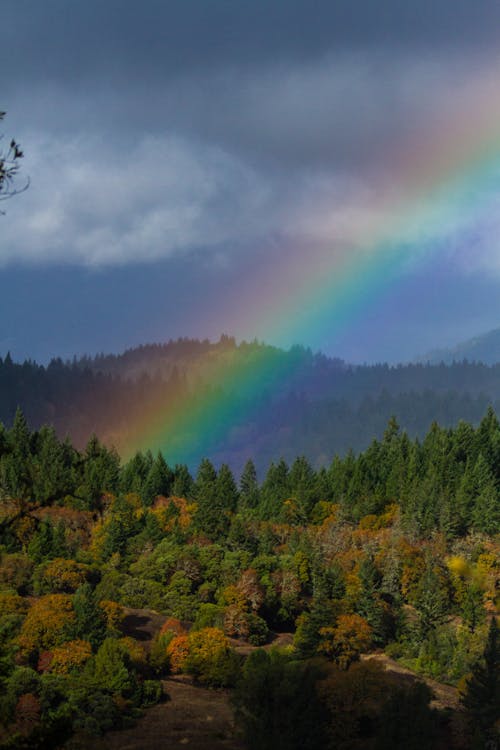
xmin=2 ymin=340 xmax=500 ymax=471
xmin=0 ymin=410 xmax=498 ymax=749
xmin=419 ymin=327 xmax=500 ymax=365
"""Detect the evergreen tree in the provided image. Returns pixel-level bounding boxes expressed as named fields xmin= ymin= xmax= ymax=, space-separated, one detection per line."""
xmin=461 ymin=584 xmax=486 ymax=633
xmin=314 ymin=467 xmax=333 ymax=503
xmin=294 ymin=592 xmax=337 ymax=658
xmin=438 ymin=495 xmax=462 ymax=540
xmin=31 ymin=426 xmax=72 ymax=504
xmin=328 ymin=453 xmax=350 ymax=504
xmin=51 ymin=521 xmax=68 ymax=558
xmin=473 ymin=482 xmax=500 ymax=535
xmin=216 ymin=463 xmax=238 ymax=514
xmin=142 ymin=511 xmax=164 ymax=545
xmin=455 ymin=460 xmax=476 ymax=533
xmin=2 ymin=408 xmax=31 ymax=497
xmin=414 ymin=563 xmax=449 ymax=639
xmin=101 ymin=495 xmax=138 ymax=559
xmin=472 ymin=453 xmax=496 ymax=495
xmin=27 ymin=519 xmax=54 ymax=563
xmin=260 ymin=459 xmax=289 ymax=520
xmin=72 ymin=583 xmax=107 ymax=648
xmin=142 ymin=452 xmax=173 ymax=506
xmin=120 ymin=451 xmax=149 ymax=495
xmin=475 ymin=406 xmax=500 ymax=474
xmin=81 ymin=435 xmax=120 ymax=510
xmin=171 ymin=463 xmax=193 ymax=498
xmin=289 ymin=456 xmax=317 ymax=520
xmin=90 ymin=638 xmax=133 ymax=695
xmin=452 ymin=419 xmax=476 ymax=466
xmin=9 ymin=407 xmax=30 ymax=461
xmin=356 ymin=557 xmax=390 ymax=645
xmin=194 ymin=459 xmax=224 ymax=539
xmin=234 ymin=649 xmax=326 ymax=750
xmin=239 ymin=459 xmax=260 ymax=511
xmin=462 ymin=617 xmax=500 ymax=746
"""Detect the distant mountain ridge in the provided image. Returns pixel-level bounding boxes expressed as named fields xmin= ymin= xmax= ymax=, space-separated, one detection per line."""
xmin=418 ymin=328 xmax=500 ymax=365
xmin=3 ymin=338 xmax=500 ymax=471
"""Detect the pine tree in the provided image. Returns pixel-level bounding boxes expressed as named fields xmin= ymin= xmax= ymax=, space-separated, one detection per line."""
xmin=31 ymin=426 xmax=72 ymax=504
xmin=414 ymin=564 xmax=449 ymax=639
xmin=9 ymin=407 xmax=30 ymax=461
xmin=452 ymin=419 xmax=476 ymax=466
xmin=289 ymin=456 xmax=317 ymax=520
xmin=27 ymin=519 xmax=54 ymax=563
xmin=472 ymin=482 xmax=500 ymax=535
xmin=3 ymin=408 xmax=32 ymax=497
xmin=216 ymin=463 xmax=238 ymax=514
xmin=314 ymin=467 xmax=333 ymax=503
xmin=193 ymin=459 xmax=222 ymax=539
xmin=120 ymin=451 xmax=149 ymax=495
xmin=461 ymin=584 xmax=486 ymax=633
xmin=475 ymin=406 xmax=500 ymax=473
xmin=455 ymin=460 xmax=476 ymax=534
xmin=81 ymin=435 xmax=120 ymax=510
xmin=72 ymin=583 xmax=107 ymax=648
xmin=101 ymin=495 xmax=138 ymax=559
xmin=171 ymin=463 xmax=193 ymax=498
xmin=239 ymin=459 xmax=260 ymax=511
xmin=142 ymin=452 xmax=173 ymax=506
xmin=356 ymin=557 xmax=390 ymax=645
xmin=260 ymin=459 xmax=289 ymax=520
xmin=328 ymin=453 xmax=350 ymax=504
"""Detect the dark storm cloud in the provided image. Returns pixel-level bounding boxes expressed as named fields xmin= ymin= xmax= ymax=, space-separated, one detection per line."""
xmin=5 ymin=0 xmax=498 ymax=156
xmin=3 ymin=0 xmax=500 ymax=87
xmin=2 ymin=0 xmax=500 ymax=269
xmin=2 ymin=1 xmax=500 ymax=361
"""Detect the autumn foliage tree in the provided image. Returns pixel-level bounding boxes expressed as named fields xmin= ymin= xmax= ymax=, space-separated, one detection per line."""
xmin=165 ymin=634 xmax=190 ymax=674
xmin=17 ymin=594 xmax=75 ymax=655
xmin=49 ymin=639 xmax=92 ymax=675
xmin=35 ymin=557 xmax=89 ymax=594
xmin=318 ymin=614 xmax=372 ymax=669
xmin=184 ymin=627 xmax=240 ymax=686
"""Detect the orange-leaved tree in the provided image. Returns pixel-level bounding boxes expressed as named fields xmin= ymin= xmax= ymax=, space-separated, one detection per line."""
xmin=37 ymin=557 xmax=89 ymax=593
xmin=165 ymin=634 xmax=190 ymax=673
xmin=49 ymin=639 xmax=93 ymax=674
xmin=319 ymin=614 xmax=372 ymax=669
xmin=184 ymin=627 xmax=240 ymax=686
xmin=17 ymin=594 xmax=75 ymax=655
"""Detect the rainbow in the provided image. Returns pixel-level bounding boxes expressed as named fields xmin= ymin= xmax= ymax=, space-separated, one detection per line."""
xmin=122 ymin=70 xmax=500 ymax=467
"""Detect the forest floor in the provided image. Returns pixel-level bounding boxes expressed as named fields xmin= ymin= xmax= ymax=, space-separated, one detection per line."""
xmin=67 ymin=607 xmax=462 ymax=750
xmin=360 ymin=652 xmax=460 ymax=711
xmin=86 ymin=676 xmax=244 ymax=750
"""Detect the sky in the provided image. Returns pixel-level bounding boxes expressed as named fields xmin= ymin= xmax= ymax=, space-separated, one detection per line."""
xmin=3 ymin=0 xmax=500 ymax=364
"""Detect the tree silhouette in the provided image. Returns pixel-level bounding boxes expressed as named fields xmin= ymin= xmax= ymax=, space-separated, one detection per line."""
xmin=0 ymin=112 xmax=28 ymax=207
xmin=462 ymin=617 xmax=500 ymax=746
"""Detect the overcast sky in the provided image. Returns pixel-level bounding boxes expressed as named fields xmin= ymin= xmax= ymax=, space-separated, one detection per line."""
xmin=2 ymin=0 xmax=500 ymax=363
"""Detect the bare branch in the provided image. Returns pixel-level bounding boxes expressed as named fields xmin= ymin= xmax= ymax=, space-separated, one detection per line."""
xmin=0 ymin=111 xmax=29 ymax=208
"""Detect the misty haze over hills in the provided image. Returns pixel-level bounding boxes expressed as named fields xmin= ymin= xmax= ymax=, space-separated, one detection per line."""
xmin=2 ymin=335 xmax=500 ymax=472
xmin=418 ymin=327 xmax=500 ymax=366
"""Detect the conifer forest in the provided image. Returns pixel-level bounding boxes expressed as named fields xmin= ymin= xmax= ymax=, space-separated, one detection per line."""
xmin=0 ymin=408 xmax=498 ymax=748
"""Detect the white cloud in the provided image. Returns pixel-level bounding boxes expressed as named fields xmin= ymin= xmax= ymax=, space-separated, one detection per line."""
xmin=0 ymin=133 xmax=277 ymax=267
xmin=3 ymin=48 xmax=500 ymax=275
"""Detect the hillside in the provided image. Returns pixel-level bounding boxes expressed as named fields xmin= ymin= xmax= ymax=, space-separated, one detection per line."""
xmin=419 ymin=328 xmax=500 ymax=365
xmin=0 ymin=413 xmax=498 ymax=749
xmin=3 ymin=340 xmax=500 ymax=471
